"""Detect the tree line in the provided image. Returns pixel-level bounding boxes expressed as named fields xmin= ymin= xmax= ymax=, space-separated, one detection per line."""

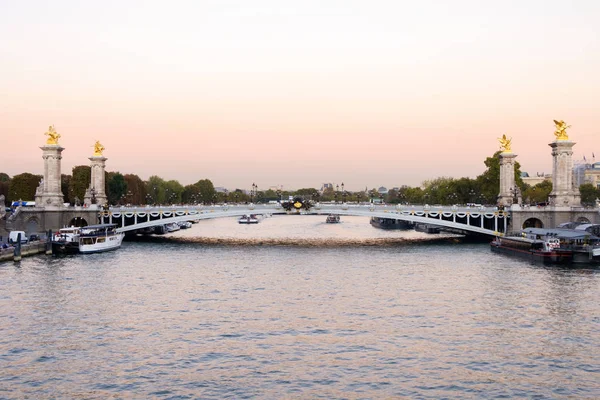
xmin=2 ymin=152 xmax=599 ymax=207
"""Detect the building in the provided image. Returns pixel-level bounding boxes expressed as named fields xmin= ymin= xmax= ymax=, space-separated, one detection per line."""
xmin=521 ymin=172 xmax=551 ymax=187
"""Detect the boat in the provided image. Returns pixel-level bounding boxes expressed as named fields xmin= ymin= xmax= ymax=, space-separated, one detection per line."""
xmin=490 ymin=228 xmax=600 ymax=264
xmin=165 ymin=222 xmax=180 ymax=232
xmin=178 ymin=221 xmax=193 ymax=229
xmin=370 ymin=217 xmax=412 ymax=230
xmin=414 ymin=223 xmax=441 ymax=234
xmin=51 ymin=226 xmax=81 ymax=254
xmin=238 ymin=214 xmax=259 ymax=224
xmin=78 ymin=224 xmax=124 ymax=254
xmin=326 ymin=214 xmax=340 ymax=223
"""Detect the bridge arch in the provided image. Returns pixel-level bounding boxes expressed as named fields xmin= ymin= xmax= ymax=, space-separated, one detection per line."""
xmin=68 ymin=216 xmax=89 ymax=227
xmin=522 ymin=218 xmax=543 ymax=229
xmin=576 ymin=216 xmax=591 ymax=224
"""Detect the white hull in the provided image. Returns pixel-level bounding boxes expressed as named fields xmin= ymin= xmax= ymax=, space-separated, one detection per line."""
xmin=79 ymin=233 xmax=124 ymax=253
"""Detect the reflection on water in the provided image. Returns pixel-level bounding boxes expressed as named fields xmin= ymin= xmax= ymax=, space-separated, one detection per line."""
xmin=1 ymin=216 xmax=599 ymax=398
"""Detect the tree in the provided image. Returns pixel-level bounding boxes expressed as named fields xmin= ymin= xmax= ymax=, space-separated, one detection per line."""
xmin=182 ymin=184 xmax=201 ymax=204
xmin=194 ymin=179 xmax=216 ymax=204
xmin=9 ymin=173 xmax=42 ymax=202
xmin=579 ymin=183 xmax=600 ymax=207
xmin=146 ymin=176 xmax=167 ymax=205
xmin=107 ymin=172 xmax=128 ymax=205
xmin=123 ymin=174 xmax=146 ymax=205
xmin=164 ymin=180 xmax=184 ymax=204
xmin=70 ymin=165 xmax=91 ymax=204
xmin=522 ymin=180 xmax=552 ymax=205
xmin=0 ymin=173 xmax=9 ymax=206
xmin=61 ymin=174 xmax=72 ymax=204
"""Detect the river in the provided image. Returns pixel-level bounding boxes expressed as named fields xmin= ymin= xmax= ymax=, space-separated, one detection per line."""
xmin=1 ymin=216 xmax=599 ymax=398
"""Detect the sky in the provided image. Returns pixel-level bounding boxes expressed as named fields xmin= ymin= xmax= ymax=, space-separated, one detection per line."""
xmin=1 ymin=0 xmax=599 ymax=191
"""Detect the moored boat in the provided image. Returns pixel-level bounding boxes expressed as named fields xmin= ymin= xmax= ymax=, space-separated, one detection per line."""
xmin=370 ymin=217 xmax=412 ymax=230
xmin=51 ymin=226 xmax=81 ymax=254
xmin=491 ymin=228 xmax=600 ymax=264
xmin=78 ymin=224 xmax=124 ymax=254
xmin=326 ymin=214 xmax=340 ymax=223
xmin=239 ymin=214 xmax=259 ymax=224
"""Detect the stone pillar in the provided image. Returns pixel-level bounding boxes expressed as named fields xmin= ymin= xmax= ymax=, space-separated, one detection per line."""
xmin=549 ymin=140 xmax=581 ymax=207
xmin=35 ymin=144 xmax=65 ymax=209
xmin=84 ymin=156 xmax=107 ymax=206
xmin=498 ymin=152 xmax=517 ymax=207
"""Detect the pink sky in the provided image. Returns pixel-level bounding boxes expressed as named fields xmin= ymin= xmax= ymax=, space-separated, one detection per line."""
xmin=1 ymin=0 xmax=599 ymax=191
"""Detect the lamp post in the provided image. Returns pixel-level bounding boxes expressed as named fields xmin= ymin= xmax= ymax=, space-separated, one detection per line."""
xmin=335 ymin=184 xmax=339 ymax=204
xmin=276 ymin=188 xmax=282 ymax=203
xmin=251 ymin=183 xmax=257 ymax=203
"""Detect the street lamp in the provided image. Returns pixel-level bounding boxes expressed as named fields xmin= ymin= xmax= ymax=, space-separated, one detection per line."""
xmin=276 ymin=188 xmax=282 ymax=203
xmin=336 ymin=184 xmax=339 ymax=204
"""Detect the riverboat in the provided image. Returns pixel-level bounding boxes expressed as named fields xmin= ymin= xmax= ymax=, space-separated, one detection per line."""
xmin=51 ymin=226 xmax=81 ymax=254
xmin=78 ymin=224 xmax=124 ymax=254
xmin=239 ymin=214 xmax=259 ymax=224
xmin=491 ymin=228 xmax=600 ymax=264
xmin=326 ymin=214 xmax=340 ymax=223
xmin=370 ymin=217 xmax=412 ymax=230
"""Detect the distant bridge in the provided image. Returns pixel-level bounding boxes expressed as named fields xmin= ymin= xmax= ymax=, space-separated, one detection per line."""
xmin=99 ymin=204 xmax=509 ymax=237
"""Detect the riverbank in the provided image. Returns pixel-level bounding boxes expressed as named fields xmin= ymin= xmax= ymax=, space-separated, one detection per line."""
xmin=0 ymin=241 xmax=47 ymax=262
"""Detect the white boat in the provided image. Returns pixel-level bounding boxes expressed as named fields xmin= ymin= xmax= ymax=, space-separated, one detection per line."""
xmin=78 ymin=224 xmax=124 ymax=254
xmin=178 ymin=221 xmax=193 ymax=229
xmin=51 ymin=226 xmax=81 ymax=254
xmin=238 ymin=214 xmax=259 ymax=224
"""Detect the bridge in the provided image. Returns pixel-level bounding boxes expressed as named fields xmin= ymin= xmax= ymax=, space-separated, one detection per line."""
xmin=98 ymin=203 xmax=509 ymax=237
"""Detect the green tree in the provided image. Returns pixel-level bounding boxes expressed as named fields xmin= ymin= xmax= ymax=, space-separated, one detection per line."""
xmin=61 ymin=174 xmax=72 ymax=204
xmin=194 ymin=179 xmax=216 ymax=204
xmin=123 ymin=174 xmax=146 ymax=205
xmin=522 ymin=180 xmax=552 ymax=205
xmin=579 ymin=183 xmax=600 ymax=207
xmin=164 ymin=180 xmax=184 ymax=204
xmin=107 ymin=172 xmax=128 ymax=205
xmin=146 ymin=176 xmax=167 ymax=204
xmin=9 ymin=173 xmax=42 ymax=202
xmin=0 ymin=173 xmax=10 ymax=205
xmin=294 ymin=188 xmax=319 ymax=199
xmin=70 ymin=165 xmax=91 ymax=204
xmin=182 ymin=184 xmax=201 ymax=204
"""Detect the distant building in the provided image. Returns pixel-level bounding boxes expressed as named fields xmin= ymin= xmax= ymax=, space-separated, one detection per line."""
xmin=321 ymin=183 xmax=333 ymax=193
xmin=214 ymin=187 xmax=228 ymax=193
xmin=577 ymin=161 xmax=600 ymax=189
xmin=522 ymin=172 xmax=551 ymax=187
xmin=377 ymin=186 xmax=388 ymax=195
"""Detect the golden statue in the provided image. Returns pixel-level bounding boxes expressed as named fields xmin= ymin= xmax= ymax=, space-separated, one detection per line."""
xmin=44 ymin=125 xmax=60 ymax=145
xmin=498 ymin=134 xmax=512 ymax=153
xmin=93 ymin=140 xmax=105 ymax=156
xmin=553 ymin=119 xmax=570 ymax=140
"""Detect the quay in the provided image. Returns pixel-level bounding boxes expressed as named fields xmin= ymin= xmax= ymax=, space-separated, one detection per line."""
xmin=0 ymin=241 xmax=48 ymax=262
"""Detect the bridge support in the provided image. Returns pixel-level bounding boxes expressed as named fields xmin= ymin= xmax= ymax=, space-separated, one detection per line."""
xmin=35 ymin=144 xmax=65 ymax=209
xmin=498 ymin=151 xmax=517 ymax=207
xmin=549 ymin=140 xmax=580 ymax=207
xmin=84 ymin=155 xmax=108 ymax=206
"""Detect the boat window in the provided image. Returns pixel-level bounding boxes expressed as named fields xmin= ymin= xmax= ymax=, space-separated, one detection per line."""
xmin=97 ymin=237 xmax=105 ymax=243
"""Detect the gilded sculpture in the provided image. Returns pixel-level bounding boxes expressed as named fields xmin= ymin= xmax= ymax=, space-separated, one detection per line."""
xmin=93 ymin=140 xmax=105 ymax=156
xmin=553 ymin=119 xmax=570 ymax=140
xmin=498 ymin=134 xmax=512 ymax=153
xmin=44 ymin=125 xmax=60 ymax=145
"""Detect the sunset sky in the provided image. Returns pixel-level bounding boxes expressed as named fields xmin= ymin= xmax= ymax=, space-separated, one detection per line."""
xmin=1 ymin=0 xmax=599 ymax=191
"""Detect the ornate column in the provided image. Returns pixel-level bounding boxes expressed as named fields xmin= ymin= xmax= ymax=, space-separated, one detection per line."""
xmin=548 ymin=120 xmax=581 ymax=207
xmin=84 ymin=141 xmax=108 ymax=206
xmin=35 ymin=126 xmax=65 ymax=209
xmin=497 ymin=134 xmax=516 ymax=207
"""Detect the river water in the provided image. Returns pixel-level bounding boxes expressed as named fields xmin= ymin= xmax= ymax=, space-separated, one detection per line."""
xmin=1 ymin=216 xmax=599 ymax=399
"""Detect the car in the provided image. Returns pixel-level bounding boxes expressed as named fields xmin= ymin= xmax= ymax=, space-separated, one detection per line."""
xmin=29 ymin=234 xmax=40 ymax=241
xmin=8 ymin=231 xmax=28 ymax=244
